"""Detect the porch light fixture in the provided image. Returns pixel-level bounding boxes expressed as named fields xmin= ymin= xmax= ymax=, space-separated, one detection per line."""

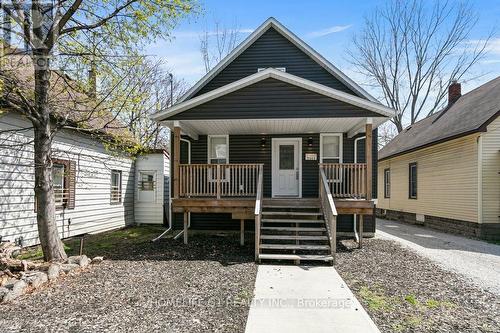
xmin=307 ymin=137 xmax=313 ymax=147
xmin=260 ymin=137 xmax=266 ymax=148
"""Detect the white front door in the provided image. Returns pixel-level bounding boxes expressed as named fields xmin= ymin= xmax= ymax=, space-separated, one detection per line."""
xmin=272 ymin=138 xmax=301 ymax=197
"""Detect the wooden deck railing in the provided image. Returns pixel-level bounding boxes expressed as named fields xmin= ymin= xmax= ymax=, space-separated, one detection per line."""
xmin=254 ymin=165 xmax=263 ymax=262
xmin=319 ymin=163 xmax=368 ymax=199
xmin=179 ymin=163 xmax=262 ymax=199
xmin=319 ymin=167 xmax=338 ymax=264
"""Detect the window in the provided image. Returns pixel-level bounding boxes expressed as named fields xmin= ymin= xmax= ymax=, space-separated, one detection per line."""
xmin=111 ymin=170 xmax=122 ymax=203
xmin=208 ymin=135 xmax=229 ymax=181
xmin=50 ymin=158 xmax=75 ymax=210
xmin=140 ymin=172 xmax=155 ymax=191
xmin=320 ymin=134 xmax=342 ymax=163
xmin=53 ymin=163 xmax=66 ymax=207
xmin=257 ymin=67 xmax=286 ymax=72
xmin=409 ymin=162 xmax=417 ymax=199
xmin=208 ymin=135 xmax=228 ymax=164
xmin=384 ymin=168 xmax=391 ymax=198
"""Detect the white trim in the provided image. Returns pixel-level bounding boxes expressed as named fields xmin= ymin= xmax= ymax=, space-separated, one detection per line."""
xmin=151 ymin=68 xmax=395 ymax=122
xmin=353 ymin=136 xmax=365 ymax=163
xmin=180 ymin=138 xmax=191 ymax=163
xmin=319 ymin=133 xmax=343 ymax=163
xmin=177 ymin=17 xmax=376 ymax=103
xmin=271 ymin=138 xmax=302 ymax=198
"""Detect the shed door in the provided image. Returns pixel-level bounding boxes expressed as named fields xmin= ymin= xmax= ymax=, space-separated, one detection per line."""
xmin=272 ymin=139 xmax=300 ymax=197
xmin=138 ymin=171 xmax=157 ymax=202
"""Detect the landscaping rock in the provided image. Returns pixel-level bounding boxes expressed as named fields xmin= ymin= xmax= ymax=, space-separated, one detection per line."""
xmin=47 ymin=264 xmax=60 ymax=281
xmin=0 ymin=286 xmax=8 ymax=302
xmin=3 ymin=279 xmax=27 ymax=302
xmin=91 ymin=256 xmax=104 ymax=265
xmin=67 ymin=255 xmax=90 ymax=267
xmin=60 ymin=264 xmax=80 ymax=274
xmin=22 ymin=271 xmax=48 ymax=288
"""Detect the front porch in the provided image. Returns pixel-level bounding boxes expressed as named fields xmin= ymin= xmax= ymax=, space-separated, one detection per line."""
xmin=169 ymin=120 xmax=376 ymax=263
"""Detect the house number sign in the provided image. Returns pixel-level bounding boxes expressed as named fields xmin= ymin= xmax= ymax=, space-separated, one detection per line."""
xmin=305 ymin=153 xmax=317 ymax=161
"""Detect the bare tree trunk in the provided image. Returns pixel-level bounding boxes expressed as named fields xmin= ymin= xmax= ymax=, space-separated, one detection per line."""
xmin=33 ymin=58 xmax=67 ymax=262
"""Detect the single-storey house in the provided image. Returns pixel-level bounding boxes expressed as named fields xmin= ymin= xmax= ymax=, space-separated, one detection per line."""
xmin=0 ymin=49 xmax=170 ymax=247
xmin=377 ymin=77 xmax=500 ymax=240
xmin=152 ymin=17 xmax=395 ymax=263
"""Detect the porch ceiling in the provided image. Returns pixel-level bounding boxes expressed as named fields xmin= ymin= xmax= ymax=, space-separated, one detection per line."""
xmin=163 ymin=117 xmax=386 ymax=138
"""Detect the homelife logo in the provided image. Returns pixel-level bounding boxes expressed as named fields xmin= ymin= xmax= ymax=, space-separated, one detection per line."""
xmin=1 ymin=1 xmax=55 ymax=70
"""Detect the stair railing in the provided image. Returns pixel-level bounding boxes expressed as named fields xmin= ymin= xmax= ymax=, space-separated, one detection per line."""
xmin=319 ymin=167 xmax=338 ymax=264
xmin=254 ymin=164 xmax=264 ymax=262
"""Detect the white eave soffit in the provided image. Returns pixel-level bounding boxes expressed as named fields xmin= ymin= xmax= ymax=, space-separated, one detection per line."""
xmin=176 ymin=17 xmax=377 ymax=104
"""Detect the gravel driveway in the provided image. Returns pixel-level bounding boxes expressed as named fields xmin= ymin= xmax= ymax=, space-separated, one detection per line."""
xmin=0 ymin=229 xmax=257 ymax=333
xmin=377 ymin=218 xmax=500 ymax=295
xmin=336 ymin=238 xmax=500 ymax=333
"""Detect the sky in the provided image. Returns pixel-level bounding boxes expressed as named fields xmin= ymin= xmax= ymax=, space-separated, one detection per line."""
xmin=146 ymin=0 xmax=500 ymax=97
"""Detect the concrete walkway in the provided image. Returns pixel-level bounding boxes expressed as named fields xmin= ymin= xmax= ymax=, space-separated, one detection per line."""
xmin=244 ymin=265 xmax=379 ymax=333
xmin=377 ymin=218 xmax=500 ymax=295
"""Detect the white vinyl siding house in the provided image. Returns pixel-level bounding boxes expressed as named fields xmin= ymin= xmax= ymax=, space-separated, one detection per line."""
xmin=0 ymin=112 xmax=137 ymax=246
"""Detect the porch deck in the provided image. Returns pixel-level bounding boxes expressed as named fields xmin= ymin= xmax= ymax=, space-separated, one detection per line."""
xmin=172 ymin=197 xmax=374 ymax=216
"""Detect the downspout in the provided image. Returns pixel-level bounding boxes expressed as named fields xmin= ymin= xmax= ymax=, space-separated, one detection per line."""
xmin=353 ymin=136 xmax=366 ymax=242
xmin=174 ymin=138 xmax=191 ymax=240
xmin=477 ymin=135 xmax=483 ymax=227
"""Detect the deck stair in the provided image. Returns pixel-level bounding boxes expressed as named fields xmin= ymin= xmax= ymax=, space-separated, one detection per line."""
xmin=257 ymin=199 xmax=333 ymax=264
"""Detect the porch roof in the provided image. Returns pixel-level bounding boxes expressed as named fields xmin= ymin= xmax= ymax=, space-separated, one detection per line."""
xmin=152 ymin=69 xmax=394 ymax=139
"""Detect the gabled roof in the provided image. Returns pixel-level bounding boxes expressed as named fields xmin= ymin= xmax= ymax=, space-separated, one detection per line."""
xmin=379 ymin=76 xmax=500 ymax=161
xmin=178 ymin=17 xmax=377 ymax=103
xmin=151 ymin=68 xmax=394 ymax=122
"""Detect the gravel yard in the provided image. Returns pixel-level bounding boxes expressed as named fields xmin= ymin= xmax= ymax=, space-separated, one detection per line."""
xmin=0 ymin=227 xmax=257 ymax=333
xmin=336 ymin=238 xmax=500 ymax=333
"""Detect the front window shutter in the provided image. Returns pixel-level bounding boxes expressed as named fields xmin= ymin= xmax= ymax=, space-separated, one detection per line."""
xmin=67 ymin=160 xmax=76 ymax=209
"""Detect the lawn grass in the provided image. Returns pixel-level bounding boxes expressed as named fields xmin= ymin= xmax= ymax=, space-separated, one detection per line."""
xmin=15 ymin=225 xmax=167 ymax=261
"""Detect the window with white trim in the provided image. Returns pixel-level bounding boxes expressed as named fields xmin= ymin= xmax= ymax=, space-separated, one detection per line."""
xmin=208 ymin=135 xmax=229 ymax=181
xmin=208 ymin=135 xmax=228 ymax=164
xmin=320 ymin=134 xmax=342 ymax=163
xmin=409 ymin=162 xmax=417 ymax=199
xmin=110 ymin=170 xmax=122 ymax=204
xmin=384 ymin=168 xmax=390 ymax=198
xmin=53 ymin=163 xmax=66 ymax=207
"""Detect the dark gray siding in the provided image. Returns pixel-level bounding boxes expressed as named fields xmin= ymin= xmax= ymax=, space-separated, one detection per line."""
xmin=172 ymin=132 xmax=378 ymax=233
xmin=170 ymin=79 xmax=381 ymax=121
xmin=193 ymin=27 xmax=359 ymax=97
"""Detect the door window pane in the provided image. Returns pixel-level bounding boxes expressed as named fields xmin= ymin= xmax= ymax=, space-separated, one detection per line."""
xmin=279 ymin=145 xmax=294 ymax=170
xmin=140 ymin=172 xmax=155 ymax=191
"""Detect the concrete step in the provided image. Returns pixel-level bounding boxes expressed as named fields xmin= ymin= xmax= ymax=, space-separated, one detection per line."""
xmin=261 ymin=226 xmax=327 ymax=232
xmin=258 ymin=254 xmax=333 ymax=261
xmin=259 ymin=244 xmax=330 ymax=250
xmin=260 ymin=235 xmax=329 ymax=240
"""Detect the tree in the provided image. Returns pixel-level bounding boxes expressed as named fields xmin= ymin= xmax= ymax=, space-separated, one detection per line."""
xmin=0 ymin=0 xmax=194 ymax=261
xmin=110 ymin=59 xmax=187 ymax=149
xmin=199 ymin=19 xmax=242 ymax=72
xmin=349 ymin=0 xmax=491 ymax=133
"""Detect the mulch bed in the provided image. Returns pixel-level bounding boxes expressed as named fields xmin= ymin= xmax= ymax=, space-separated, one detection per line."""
xmin=0 ymin=229 xmax=257 ymax=333
xmin=336 ymin=238 xmax=500 ymax=333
